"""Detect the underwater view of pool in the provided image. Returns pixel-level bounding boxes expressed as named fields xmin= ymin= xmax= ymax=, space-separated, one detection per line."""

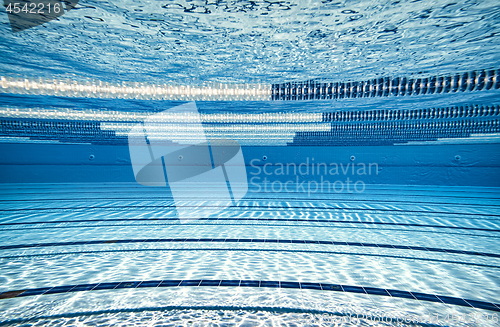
xmin=0 ymin=0 xmax=499 ymax=326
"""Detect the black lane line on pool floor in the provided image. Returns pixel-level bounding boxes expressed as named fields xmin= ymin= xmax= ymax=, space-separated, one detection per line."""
xmin=0 ymin=305 xmax=445 ymax=327
xmin=2 ymin=196 xmax=499 ymax=208
xmin=0 ymin=238 xmax=499 ymax=258
xmin=0 ymin=279 xmax=499 ymax=313
xmin=2 ymin=248 xmax=498 ymax=269
xmin=1 ymin=223 xmax=497 ymax=242
xmin=1 ymin=205 xmax=499 ymax=218
xmin=0 ymin=218 xmax=498 ymax=233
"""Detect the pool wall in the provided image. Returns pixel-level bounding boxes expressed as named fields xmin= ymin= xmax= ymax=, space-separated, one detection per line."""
xmin=1 ymin=142 xmax=499 ymax=186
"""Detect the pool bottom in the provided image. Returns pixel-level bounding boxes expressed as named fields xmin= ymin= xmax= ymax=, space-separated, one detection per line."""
xmin=0 ymin=183 xmax=499 ymax=326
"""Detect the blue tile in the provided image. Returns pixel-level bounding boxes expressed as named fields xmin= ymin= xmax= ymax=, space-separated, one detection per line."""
xmin=437 ymin=295 xmax=472 ymax=307
xmin=466 ymin=251 xmax=486 ymax=256
xmin=260 ymin=281 xmax=280 ymax=288
xmin=466 ymin=300 xmax=500 ymax=312
xmin=300 ymin=282 xmax=322 ymax=290
xmin=220 ymin=280 xmax=240 ymax=287
xmin=264 ymin=240 xmax=278 ymax=243
xmin=426 ymin=247 xmax=448 ymax=253
xmin=93 ymin=282 xmax=120 ymax=291
xmin=70 ymin=284 xmax=99 ymax=292
xmin=410 ymin=292 xmax=442 ymax=303
xmin=44 ymin=285 xmax=76 ymax=294
xmin=386 ymin=289 xmax=415 ymax=299
xmin=318 ymin=284 xmax=341 ymax=291
xmin=86 ymin=240 xmax=104 ymax=245
xmin=408 ymin=246 xmax=426 ymax=251
xmin=280 ymin=282 xmax=300 ymax=289
xmin=200 ymin=280 xmax=221 ymax=287
xmin=364 ymin=287 xmax=390 ymax=296
xmin=158 ymin=280 xmax=181 ymax=287
xmin=179 ymin=280 xmax=201 ymax=287
xmin=24 ymin=244 xmax=41 ymax=248
xmin=44 ymin=242 xmax=65 ymax=246
xmin=377 ymin=244 xmax=395 ymax=249
xmin=137 ymin=281 xmax=161 ymax=288
xmin=445 ymin=249 xmax=464 ymax=254
xmin=341 ymin=285 xmax=366 ymax=294
xmin=240 ymin=281 xmax=260 ymax=287
xmin=390 ymin=245 xmax=410 ymax=249
xmin=115 ymin=281 xmax=141 ymax=289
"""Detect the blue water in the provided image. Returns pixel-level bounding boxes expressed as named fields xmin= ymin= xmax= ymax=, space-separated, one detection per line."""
xmin=1 ymin=0 xmax=500 ymax=326
xmin=1 ymin=0 xmax=500 ymax=83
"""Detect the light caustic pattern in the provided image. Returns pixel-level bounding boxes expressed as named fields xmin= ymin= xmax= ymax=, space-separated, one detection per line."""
xmin=1 ymin=1 xmax=500 ymax=83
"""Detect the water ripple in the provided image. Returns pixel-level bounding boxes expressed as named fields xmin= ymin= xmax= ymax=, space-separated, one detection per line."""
xmin=0 ymin=0 xmax=499 ymax=84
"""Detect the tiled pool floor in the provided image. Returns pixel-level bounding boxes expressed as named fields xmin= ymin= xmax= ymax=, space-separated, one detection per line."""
xmin=0 ymin=183 xmax=499 ymax=326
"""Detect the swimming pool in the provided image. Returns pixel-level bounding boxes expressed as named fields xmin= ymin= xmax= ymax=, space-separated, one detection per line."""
xmin=1 ymin=1 xmax=499 ymax=326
